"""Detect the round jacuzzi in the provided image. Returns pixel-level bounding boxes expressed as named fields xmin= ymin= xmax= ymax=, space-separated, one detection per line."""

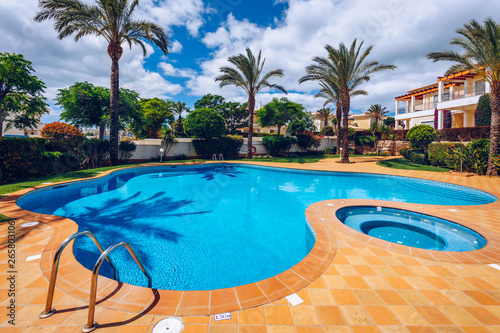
xmin=336 ymin=206 xmax=486 ymax=251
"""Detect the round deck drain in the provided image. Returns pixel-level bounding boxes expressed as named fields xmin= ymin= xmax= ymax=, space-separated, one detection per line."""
xmin=153 ymin=317 xmax=184 ymax=333
xmin=21 ymin=222 xmax=39 ymax=228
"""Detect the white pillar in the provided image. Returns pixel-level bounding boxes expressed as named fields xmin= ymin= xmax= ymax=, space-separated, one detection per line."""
xmin=409 ymin=118 xmax=414 ymax=128
xmin=463 ymin=80 xmax=468 ymax=98
xmin=486 ymin=81 xmax=491 ymax=93
xmin=438 ymin=81 xmax=444 ymax=102
xmin=437 ymin=109 xmax=443 ymax=130
xmin=449 ymin=85 xmax=454 ymax=100
xmin=411 ymin=96 xmax=415 ymax=113
xmin=463 ymin=111 xmax=467 ymax=127
xmin=395 ymin=100 xmax=399 ymax=115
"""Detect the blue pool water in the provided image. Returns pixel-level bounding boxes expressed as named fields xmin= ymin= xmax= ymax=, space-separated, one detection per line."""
xmin=17 ymin=164 xmax=495 ymax=290
xmin=336 ymin=206 xmax=487 ymax=251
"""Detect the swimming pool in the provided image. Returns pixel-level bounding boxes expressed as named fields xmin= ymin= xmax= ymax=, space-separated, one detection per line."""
xmin=17 ymin=164 xmax=496 ymax=290
xmin=336 ymin=206 xmax=487 ymax=251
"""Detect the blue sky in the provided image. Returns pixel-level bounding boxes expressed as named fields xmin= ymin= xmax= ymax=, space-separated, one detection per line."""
xmin=2 ymin=0 xmax=500 ymax=123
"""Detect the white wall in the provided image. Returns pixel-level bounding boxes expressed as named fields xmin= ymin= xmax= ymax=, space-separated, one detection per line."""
xmin=125 ymin=136 xmax=338 ymax=160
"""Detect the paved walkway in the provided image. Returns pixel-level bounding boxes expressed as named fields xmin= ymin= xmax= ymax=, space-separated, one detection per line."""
xmin=2 ymin=157 xmax=500 ymax=333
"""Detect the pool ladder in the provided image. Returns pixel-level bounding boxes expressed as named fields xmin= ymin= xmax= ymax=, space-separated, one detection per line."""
xmin=212 ymin=153 xmax=224 ymax=162
xmin=39 ymin=231 xmax=152 ymax=333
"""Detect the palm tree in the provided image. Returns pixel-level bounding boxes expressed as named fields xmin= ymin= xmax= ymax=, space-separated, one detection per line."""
xmin=35 ymin=0 xmax=169 ymax=165
xmin=171 ymin=101 xmax=188 ymax=134
xmin=215 ymin=48 xmax=287 ymax=158
xmin=366 ymin=104 xmax=389 ymax=125
xmin=316 ymin=107 xmax=333 ymax=127
xmin=427 ymin=18 xmax=500 ymax=176
xmin=299 ymin=40 xmax=396 ymax=162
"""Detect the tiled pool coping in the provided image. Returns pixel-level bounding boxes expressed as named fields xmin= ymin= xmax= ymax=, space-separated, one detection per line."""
xmin=3 ymin=157 xmax=500 ymax=332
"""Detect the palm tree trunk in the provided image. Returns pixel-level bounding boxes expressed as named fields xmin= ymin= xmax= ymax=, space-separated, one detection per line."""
xmin=277 ymin=125 xmax=281 ymax=135
xmin=177 ymin=114 xmax=182 ymax=133
xmin=324 ymin=119 xmax=328 ymax=127
xmin=108 ymin=43 xmax=123 ymax=166
xmin=99 ymin=122 xmax=105 ymax=140
xmin=487 ymin=87 xmax=500 ymax=176
xmin=336 ymin=102 xmax=342 ymax=156
xmin=246 ymin=95 xmax=255 ymax=158
xmin=341 ymin=93 xmax=350 ymax=163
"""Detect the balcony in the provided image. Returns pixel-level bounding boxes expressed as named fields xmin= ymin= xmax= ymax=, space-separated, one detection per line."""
xmin=441 ymin=82 xmax=485 ymax=102
xmin=414 ymin=101 xmax=437 ymax=112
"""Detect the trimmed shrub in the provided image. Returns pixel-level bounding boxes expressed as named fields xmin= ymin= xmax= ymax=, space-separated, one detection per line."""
xmin=320 ymin=126 xmax=335 ymax=136
xmin=325 ymin=146 xmax=336 ymax=154
xmin=355 ymin=135 xmax=375 ymax=147
xmin=443 ymin=110 xmax=452 ymax=128
xmin=428 ymin=143 xmax=464 ymax=166
xmin=41 ymin=122 xmax=84 ymax=153
xmin=436 ymin=126 xmax=490 ymax=141
xmin=296 ymin=133 xmax=315 ymax=149
xmin=184 ymin=108 xmax=225 ymax=139
xmin=408 ymin=151 xmax=426 ymax=164
xmin=262 ymin=135 xmax=297 ymax=156
xmin=338 ymin=127 xmax=357 ymax=140
xmin=475 ymin=93 xmax=491 ymax=126
xmin=406 ymin=124 xmax=436 ymax=152
xmin=192 ymin=135 xmax=244 ymax=158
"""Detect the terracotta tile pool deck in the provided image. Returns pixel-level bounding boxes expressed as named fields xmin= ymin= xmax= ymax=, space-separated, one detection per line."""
xmin=2 ymin=156 xmax=500 ymax=332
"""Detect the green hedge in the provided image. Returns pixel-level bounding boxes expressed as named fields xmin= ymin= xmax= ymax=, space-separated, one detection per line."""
xmin=325 ymin=146 xmax=336 ymax=154
xmin=436 ymin=126 xmax=490 ymax=141
xmin=0 ymin=137 xmax=48 ymax=184
xmin=192 ymin=135 xmax=244 ymax=158
xmin=262 ymin=135 xmax=297 ymax=156
xmin=400 ymin=147 xmax=426 ymax=164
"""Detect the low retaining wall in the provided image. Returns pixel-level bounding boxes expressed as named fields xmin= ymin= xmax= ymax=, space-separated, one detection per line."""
xmin=126 ymin=136 xmax=338 ymax=160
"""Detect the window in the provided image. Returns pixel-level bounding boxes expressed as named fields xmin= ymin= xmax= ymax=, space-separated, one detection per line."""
xmin=475 ymin=80 xmax=485 ymax=95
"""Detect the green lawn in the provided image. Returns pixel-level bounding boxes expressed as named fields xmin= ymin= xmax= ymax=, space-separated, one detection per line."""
xmin=377 ymin=158 xmax=450 ymax=172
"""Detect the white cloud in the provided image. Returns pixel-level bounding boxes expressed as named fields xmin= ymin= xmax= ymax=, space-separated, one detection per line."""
xmin=170 ymin=40 xmax=183 ymax=53
xmin=158 ymin=62 xmax=197 ymax=78
xmin=188 ymin=0 xmax=499 ymax=114
xmin=0 ymin=0 xmax=204 ymax=122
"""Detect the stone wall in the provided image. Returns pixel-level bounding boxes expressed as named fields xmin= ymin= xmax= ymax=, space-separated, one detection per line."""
xmin=376 ymin=140 xmax=411 ymax=156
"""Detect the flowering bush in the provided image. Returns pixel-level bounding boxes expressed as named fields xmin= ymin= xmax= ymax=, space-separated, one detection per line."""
xmin=41 ymin=122 xmax=84 ymax=152
xmin=296 ymin=131 xmax=323 ymax=150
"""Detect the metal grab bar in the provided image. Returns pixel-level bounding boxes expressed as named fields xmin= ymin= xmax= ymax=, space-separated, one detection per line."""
xmin=219 ymin=153 xmax=224 ymax=162
xmin=212 ymin=153 xmax=217 ymax=161
xmin=40 ymin=231 xmax=114 ymax=319
xmin=83 ymin=242 xmax=152 ymax=333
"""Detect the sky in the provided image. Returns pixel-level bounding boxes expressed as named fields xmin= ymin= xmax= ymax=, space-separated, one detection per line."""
xmin=2 ymin=0 xmax=500 ymax=124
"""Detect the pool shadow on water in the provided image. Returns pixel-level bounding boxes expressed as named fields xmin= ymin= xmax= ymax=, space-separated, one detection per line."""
xmin=68 ymin=191 xmax=211 ymax=281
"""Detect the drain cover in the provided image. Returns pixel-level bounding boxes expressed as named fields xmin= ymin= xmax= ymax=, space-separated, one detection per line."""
xmin=21 ymin=222 xmax=39 ymax=228
xmin=153 ymin=317 xmax=184 ymax=333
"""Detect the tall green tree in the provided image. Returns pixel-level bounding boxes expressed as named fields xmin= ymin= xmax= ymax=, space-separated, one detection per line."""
xmin=56 ymin=82 xmax=139 ymax=139
xmin=56 ymin=82 xmax=108 ymax=138
xmin=130 ymin=98 xmax=174 ymax=138
xmin=256 ymin=97 xmax=305 ymax=135
xmin=299 ymin=40 xmax=396 ymax=162
xmin=0 ymin=53 xmax=48 ymax=136
xmin=194 ymin=94 xmax=248 ymax=134
xmin=35 ymin=0 xmax=169 ymax=165
xmin=215 ymin=48 xmax=287 ymax=158
xmin=427 ymin=18 xmax=500 ymax=176
xmin=366 ymin=104 xmax=389 ymax=125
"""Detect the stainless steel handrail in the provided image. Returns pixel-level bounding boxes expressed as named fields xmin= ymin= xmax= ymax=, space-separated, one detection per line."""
xmin=212 ymin=153 xmax=217 ymax=161
xmin=83 ymin=242 xmax=152 ymax=333
xmin=39 ymin=231 xmax=114 ymax=319
xmin=219 ymin=153 xmax=224 ymax=162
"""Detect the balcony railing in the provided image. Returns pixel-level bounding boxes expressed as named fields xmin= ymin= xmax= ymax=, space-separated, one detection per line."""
xmin=398 ymin=106 xmax=407 ymax=114
xmin=441 ymin=83 xmax=485 ymax=102
xmin=413 ymin=101 xmax=437 ymax=112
